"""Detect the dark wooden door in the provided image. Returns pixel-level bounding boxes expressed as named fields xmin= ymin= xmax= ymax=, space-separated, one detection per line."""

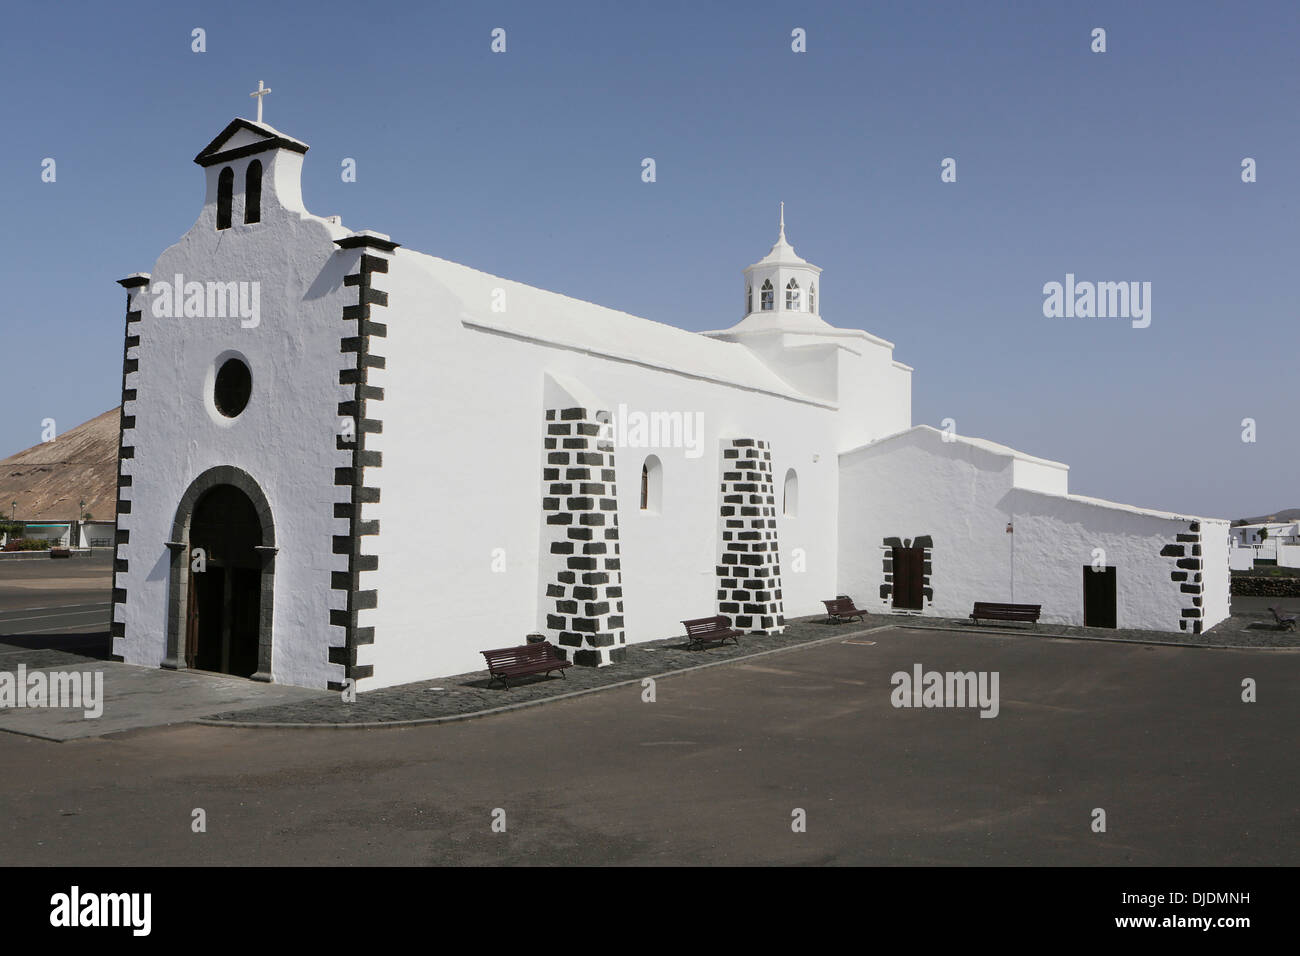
xmin=184 ymin=567 xmax=200 ymax=668
xmin=1083 ymin=566 xmax=1117 ymax=628
xmin=188 ymin=484 xmax=263 ymax=676
xmin=891 ymin=546 xmax=924 ymax=610
xmin=228 ymin=567 xmax=261 ymax=678
xmin=192 ymin=566 xmax=227 ymax=672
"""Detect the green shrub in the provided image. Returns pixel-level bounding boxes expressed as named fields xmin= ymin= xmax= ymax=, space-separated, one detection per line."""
xmin=3 ymin=538 xmax=53 ymax=552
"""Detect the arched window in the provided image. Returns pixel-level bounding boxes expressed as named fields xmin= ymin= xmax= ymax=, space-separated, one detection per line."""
xmin=783 ymin=468 xmax=798 ymax=517
xmin=216 ymin=167 xmax=234 ymax=230
xmin=760 ymin=279 xmax=774 ymax=311
xmin=786 ymin=278 xmax=800 ymax=311
xmin=746 ymin=284 xmax=752 ymax=315
xmin=244 ymin=160 xmax=263 ymax=224
xmin=640 ymin=454 xmax=662 ymax=513
xmin=810 ymin=284 xmax=816 ymax=313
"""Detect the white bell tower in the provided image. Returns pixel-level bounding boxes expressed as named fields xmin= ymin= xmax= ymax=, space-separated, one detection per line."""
xmin=742 ymin=203 xmax=823 ymax=321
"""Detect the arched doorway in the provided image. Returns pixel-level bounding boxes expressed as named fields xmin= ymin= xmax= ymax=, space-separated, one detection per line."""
xmin=165 ymin=467 xmax=276 ymax=681
xmin=186 ymin=485 xmax=262 ymax=676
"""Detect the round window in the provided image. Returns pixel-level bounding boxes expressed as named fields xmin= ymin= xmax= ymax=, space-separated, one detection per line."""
xmin=213 ymin=358 xmax=252 ymax=418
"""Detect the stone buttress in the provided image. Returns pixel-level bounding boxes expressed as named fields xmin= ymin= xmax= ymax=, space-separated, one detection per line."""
xmin=716 ymin=438 xmax=785 ymax=633
xmin=538 ymin=408 xmax=627 ymax=665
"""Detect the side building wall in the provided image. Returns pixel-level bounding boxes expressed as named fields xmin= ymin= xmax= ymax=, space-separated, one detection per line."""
xmin=838 ymin=430 xmax=1231 ymax=632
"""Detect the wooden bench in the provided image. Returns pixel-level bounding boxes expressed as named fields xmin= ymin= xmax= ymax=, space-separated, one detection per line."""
xmin=822 ymin=596 xmax=866 ymax=623
xmin=481 ymin=642 xmax=572 ymax=688
xmin=1269 ymin=607 xmax=1297 ymax=632
xmin=970 ymin=602 xmax=1041 ymax=626
xmin=681 ymin=615 xmax=742 ymax=649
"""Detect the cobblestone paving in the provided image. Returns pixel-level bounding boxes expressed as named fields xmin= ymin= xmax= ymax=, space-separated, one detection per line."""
xmin=203 ymin=617 xmax=875 ymax=725
xmin=202 ymin=603 xmax=1298 ymax=726
xmin=0 ymin=648 xmax=105 ymax=669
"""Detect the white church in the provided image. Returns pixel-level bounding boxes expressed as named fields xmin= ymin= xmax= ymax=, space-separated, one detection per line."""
xmin=107 ymin=106 xmax=1232 ymax=691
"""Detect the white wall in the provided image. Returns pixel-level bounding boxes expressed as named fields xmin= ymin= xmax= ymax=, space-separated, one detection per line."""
xmin=1278 ymin=544 xmax=1300 ymax=569
xmin=834 ymin=340 xmax=912 ymax=451
xmin=838 ymin=427 xmax=1230 ymax=632
xmin=1013 ymin=494 xmax=1228 ymax=632
xmin=1012 ymin=457 xmax=1069 ymax=495
xmin=116 ymin=143 xmax=352 ymax=688
xmin=1199 ymin=520 xmax=1232 ymax=628
xmin=1230 ymin=546 xmax=1256 ymax=571
xmin=79 ymin=521 xmax=116 ymax=548
xmin=839 ymin=429 xmax=1018 ymax=619
xmin=359 ymin=250 xmax=843 ymax=688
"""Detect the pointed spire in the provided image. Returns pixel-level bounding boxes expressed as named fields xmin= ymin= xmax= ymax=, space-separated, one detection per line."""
xmin=779 ymin=201 xmax=785 ymax=242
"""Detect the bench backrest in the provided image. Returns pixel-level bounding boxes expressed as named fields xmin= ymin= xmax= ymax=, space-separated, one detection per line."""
xmin=682 ymin=615 xmax=731 ymax=636
xmin=973 ymin=602 xmax=1042 ymax=614
xmin=481 ymin=643 xmax=560 ymax=667
xmin=824 ymin=597 xmax=860 ymax=613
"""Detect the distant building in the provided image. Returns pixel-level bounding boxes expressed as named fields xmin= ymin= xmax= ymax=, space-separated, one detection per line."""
xmin=1229 ymin=522 xmax=1300 ymax=569
xmin=0 ymin=408 xmax=119 ymax=550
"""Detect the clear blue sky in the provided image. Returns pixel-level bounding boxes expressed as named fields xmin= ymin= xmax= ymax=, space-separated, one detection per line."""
xmin=2 ymin=0 xmax=1296 ymax=519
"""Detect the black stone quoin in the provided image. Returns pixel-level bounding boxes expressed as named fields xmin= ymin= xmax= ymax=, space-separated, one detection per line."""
xmin=329 ymin=235 xmax=398 ymax=689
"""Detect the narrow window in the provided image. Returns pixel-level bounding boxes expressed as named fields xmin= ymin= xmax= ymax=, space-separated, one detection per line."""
xmin=747 ymin=284 xmax=752 ymax=315
xmin=216 ymin=167 xmax=234 ymax=230
xmin=810 ymin=284 xmax=816 ymax=313
xmin=244 ymin=160 xmax=262 ymax=224
xmin=760 ymin=279 xmax=774 ymax=311
xmin=783 ymin=468 xmax=798 ymax=517
xmin=640 ymin=454 xmax=662 ymax=513
xmin=786 ymin=278 xmax=800 ymax=311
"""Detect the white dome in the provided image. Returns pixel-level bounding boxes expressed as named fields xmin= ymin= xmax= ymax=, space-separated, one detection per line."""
xmin=739 ymin=204 xmax=823 ymax=325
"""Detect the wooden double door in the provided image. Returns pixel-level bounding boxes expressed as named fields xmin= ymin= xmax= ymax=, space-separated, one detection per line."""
xmin=183 ymin=485 xmax=263 ymax=678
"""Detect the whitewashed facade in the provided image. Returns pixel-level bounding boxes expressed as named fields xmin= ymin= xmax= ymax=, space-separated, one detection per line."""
xmin=109 ymin=118 xmax=1232 ymax=691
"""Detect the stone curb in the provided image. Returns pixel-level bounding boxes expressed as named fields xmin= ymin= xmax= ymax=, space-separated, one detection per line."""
xmin=894 ymin=621 xmax=1300 ymax=651
xmin=192 ymin=624 xmax=898 ymax=731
